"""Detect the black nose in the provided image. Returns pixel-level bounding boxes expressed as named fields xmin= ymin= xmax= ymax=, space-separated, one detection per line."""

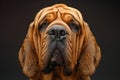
xmin=47 ymin=25 xmax=67 ymax=40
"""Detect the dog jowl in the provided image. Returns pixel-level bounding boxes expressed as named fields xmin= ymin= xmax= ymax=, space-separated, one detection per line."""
xmin=18 ymin=4 xmax=101 ymax=80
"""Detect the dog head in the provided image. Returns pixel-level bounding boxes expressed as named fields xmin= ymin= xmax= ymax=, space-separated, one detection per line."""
xmin=18 ymin=4 xmax=101 ymax=78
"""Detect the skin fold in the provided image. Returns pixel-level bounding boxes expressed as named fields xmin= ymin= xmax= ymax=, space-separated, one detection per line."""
xmin=18 ymin=4 xmax=101 ymax=80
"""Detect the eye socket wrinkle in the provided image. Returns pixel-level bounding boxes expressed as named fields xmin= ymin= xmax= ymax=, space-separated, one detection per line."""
xmin=68 ymin=20 xmax=80 ymax=32
xmin=38 ymin=15 xmax=80 ymax=33
xmin=38 ymin=20 xmax=50 ymax=32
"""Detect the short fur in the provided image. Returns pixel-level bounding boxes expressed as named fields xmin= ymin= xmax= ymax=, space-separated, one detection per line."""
xmin=18 ymin=4 xmax=101 ymax=80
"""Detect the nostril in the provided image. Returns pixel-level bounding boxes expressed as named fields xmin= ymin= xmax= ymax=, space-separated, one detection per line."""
xmin=48 ymin=29 xmax=55 ymax=35
xmin=47 ymin=25 xmax=67 ymax=40
xmin=60 ymin=30 xmax=66 ymax=36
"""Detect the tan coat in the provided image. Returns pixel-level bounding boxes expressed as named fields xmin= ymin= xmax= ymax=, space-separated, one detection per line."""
xmin=18 ymin=4 xmax=101 ymax=80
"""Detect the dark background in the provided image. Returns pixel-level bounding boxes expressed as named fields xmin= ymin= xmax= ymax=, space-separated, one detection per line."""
xmin=0 ymin=0 xmax=120 ymax=80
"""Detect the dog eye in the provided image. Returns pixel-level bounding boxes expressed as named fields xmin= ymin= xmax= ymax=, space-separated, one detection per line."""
xmin=68 ymin=20 xmax=80 ymax=32
xmin=38 ymin=20 xmax=50 ymax=32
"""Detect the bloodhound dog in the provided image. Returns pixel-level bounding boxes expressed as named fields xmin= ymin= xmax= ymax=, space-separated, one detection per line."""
xmin=18 ymin=4 xmax=101 ymax=80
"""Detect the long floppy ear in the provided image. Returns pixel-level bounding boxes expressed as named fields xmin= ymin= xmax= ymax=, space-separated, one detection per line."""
xmin=18 ymin=22 xmax=39 ymax=78
xmin=78 ymin=22 xmax=101 ymax=76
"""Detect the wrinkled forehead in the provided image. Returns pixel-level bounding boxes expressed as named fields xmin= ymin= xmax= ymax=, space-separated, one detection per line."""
xmin=34 ymin=4 xmax=83 ymax=26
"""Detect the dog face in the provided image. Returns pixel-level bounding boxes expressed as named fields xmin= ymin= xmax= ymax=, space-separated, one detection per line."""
xmin=35 ymin=4 xmax=85 ymax=75
xmin=18 ymin=4 xmax=101 ymax=80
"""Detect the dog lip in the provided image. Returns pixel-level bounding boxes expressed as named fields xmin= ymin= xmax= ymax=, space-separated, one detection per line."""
xmin=50 ymin=49 xmax=64 ymax=65
xmin=51 ymin=49 xmax=61 ymax=61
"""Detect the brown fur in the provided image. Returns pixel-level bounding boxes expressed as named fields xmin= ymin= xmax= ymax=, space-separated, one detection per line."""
xmin=18 ymin=4 xmax=101 ymax=80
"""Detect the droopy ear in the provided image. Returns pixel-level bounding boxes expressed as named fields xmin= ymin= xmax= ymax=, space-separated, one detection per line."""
xmin=18 ymin=22 xmax=39 ymax=78
xmin=78 ymin=22 xmax=101 ymax=76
